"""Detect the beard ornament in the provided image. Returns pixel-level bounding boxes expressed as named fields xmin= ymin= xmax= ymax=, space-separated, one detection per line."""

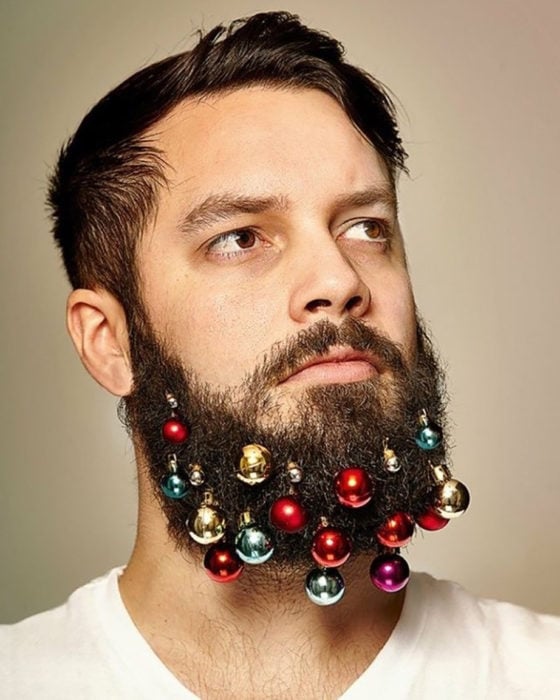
xmin=125 ymin=316 xmax=470 ymax=605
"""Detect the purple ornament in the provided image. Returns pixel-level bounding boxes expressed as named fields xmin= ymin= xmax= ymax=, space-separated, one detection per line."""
xmin=370 ymin=553 xmax=410 ymax=593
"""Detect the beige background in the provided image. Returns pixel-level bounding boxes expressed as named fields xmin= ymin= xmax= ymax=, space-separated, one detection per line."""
xmin=1 ymin=0 xmax=559 ymax=623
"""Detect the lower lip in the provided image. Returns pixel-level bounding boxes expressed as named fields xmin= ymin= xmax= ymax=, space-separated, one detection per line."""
xmin=283 ymin=360 xmax=378 ymax=385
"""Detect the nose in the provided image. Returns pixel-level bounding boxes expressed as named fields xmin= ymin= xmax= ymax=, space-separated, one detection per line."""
xmin=288 ymin=234 xmax=371 ymax=323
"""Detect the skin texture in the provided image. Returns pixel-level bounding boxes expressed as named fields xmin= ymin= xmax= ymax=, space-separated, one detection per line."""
xmin=67 ymin=87 xmax=419 ymax=698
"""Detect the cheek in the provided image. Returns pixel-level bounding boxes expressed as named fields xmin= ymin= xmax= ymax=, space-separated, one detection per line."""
xmin=167 ymin=284 xmax=286 ymax=385
xmin=376 ymin=273 xmax=416 ymax=357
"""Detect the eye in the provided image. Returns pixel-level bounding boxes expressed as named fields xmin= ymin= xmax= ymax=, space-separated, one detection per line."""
xmin=342 ymin=219 xmax=388 ymax=243
xmin=206 ymin=228 xmax=259 ymax=257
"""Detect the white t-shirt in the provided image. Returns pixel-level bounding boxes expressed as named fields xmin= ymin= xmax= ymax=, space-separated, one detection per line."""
xmin=1 ymin=568 xmax=559 ymax=698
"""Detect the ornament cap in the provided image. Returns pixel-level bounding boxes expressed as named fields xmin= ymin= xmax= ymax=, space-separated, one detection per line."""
xmin=431 ymin=463 xmax=452 ymax=484
xmin=165 ymin=392 xmax=178 ymax=409
xmin=239 ymin=510 xmax=254 ymax=528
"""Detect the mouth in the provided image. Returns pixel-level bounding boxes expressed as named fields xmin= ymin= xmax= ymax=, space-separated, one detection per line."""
xmin=280 ymin=347 xmax=383 ymax=386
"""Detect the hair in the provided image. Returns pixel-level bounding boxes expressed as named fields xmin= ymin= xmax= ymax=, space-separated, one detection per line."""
xmin=48 ymin=11 xmax=408 ymax=320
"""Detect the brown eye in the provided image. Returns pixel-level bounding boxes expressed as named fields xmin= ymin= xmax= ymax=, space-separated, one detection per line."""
xmin=235 ymin=230 xmax=256 ymax=248
xmin=207 ymin=229 xmax=260 ymax=256
xmin=364 ymin=221 xmax=383 ymax=239
xmin=343 ymin=219 xmax=387 ymax=242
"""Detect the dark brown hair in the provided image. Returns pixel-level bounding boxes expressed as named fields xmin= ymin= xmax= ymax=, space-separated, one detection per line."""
xmin=48 ymin=11 xmax=408 ymax=319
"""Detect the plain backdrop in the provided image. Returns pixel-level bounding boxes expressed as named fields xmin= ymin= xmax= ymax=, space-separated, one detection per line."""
xmin=1 ymin=0 xmax=559 ymax=623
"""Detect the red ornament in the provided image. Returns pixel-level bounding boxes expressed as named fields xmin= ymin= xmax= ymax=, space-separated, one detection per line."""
xmin=334 ymin=467 xmax=373 ymax=508
xmin=162 ymin=418 xmax=189 ymax=444
xmin=311 ymin=527 xmax=352 ymax=567
xmin=269 ymin=496 xmax=309 ymax=533
xmin=203 ymin=544 xmax=244 ymax=582
xmin=416 ymin=508 xmax=449 ymax=531
xmin=376 ymin=512 xmax=415 ymax=548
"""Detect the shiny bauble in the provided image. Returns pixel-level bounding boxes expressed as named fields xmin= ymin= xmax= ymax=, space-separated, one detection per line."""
xmin=162 ymin=418 xmax=189 ymax=444
xmin=370 ymin=553 xmax=410 ymax=593
xmin=433 ymin=479 xmax=470 ymax=518
xmin=160 ymin=473 xmax=188 ymax=500
xmin=235 ymin=524 xmax=274 ymax=565
xmin=204 ymin=544 xmax=244 ymax=582
xmin=414 ymin=413 xmax=442 ymax=451
xmin=287 ymin=462 xmax=303 ymax=484
xmin=237 ymin=444 xmax=272 ymax=485
xmin=383 ymin=447 xmax=400 ymax=473
xmin=187 ymin=504 xmax=226 ymax=544
xmin=416 ymin=508 xmax=449 ymax=531
xmin=311 ymin=527 xmax=352 ymax=568
xmin=334 ymin=467 xmax=373 ymax=508
xmin=305 ymin=568 xmax=345 ymax=606
xmin=269 ymin=496 xmax=309 ymax=533
xmin=376 ymin=512 xmax=415 ymax=548
xmin=188 ymin=465 xmax=205 ymax=486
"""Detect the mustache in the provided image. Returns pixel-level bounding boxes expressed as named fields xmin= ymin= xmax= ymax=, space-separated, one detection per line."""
xmin=246 ymin=317 xmax=409 ymax=389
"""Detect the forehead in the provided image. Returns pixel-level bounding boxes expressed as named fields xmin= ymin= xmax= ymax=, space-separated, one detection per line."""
xmin=148 ymin=87 xmax=391 ymax=208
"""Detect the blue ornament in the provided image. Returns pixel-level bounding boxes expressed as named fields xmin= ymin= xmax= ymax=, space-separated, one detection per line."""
xmin=160 ymin=473 xmax=188 ymax=499
xmin=235 ymin=524 xmax=274 ymax=564
xmin=305 ymin=568 xmax=345 ymax=606
xmin=415 ymin=412 xmax=442 ymax=451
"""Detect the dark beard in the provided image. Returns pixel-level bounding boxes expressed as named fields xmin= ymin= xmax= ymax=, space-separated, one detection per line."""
xmin=122 ymin=314 xmax=449 ymax=569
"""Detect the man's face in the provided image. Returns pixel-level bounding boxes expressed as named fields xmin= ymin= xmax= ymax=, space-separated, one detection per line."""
xmin=137 ymin=87 xmax=416 ymax=418
xmin=124 ymin=87 xmax=444 ymax=567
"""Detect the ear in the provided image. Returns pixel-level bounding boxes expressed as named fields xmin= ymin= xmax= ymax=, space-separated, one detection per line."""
xmin=66 ymin=288 xmax=133 ymax=397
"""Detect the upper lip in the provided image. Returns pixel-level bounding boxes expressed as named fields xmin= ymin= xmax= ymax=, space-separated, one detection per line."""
xmin=281 ymin=346 xmax=383 ymax=382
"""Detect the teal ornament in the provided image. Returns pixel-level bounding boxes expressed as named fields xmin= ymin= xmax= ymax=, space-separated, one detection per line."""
xmin=305 ymin=568 xmax=345 ymax=606
xmin=235 ymin=524 xmax=274 ymax=565
xmin=415 ymin=411 xmax=442 ymax=451
xmin=160 ymin=473 xmax=188 ymax=499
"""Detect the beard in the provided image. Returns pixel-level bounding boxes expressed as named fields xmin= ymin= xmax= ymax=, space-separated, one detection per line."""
xmin=121 ymin=313 xmax=449 ymax=571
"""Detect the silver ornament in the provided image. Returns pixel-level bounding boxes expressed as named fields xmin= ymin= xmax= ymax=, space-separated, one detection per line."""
xmin=305 ymin=568 xmax=345 ymax=606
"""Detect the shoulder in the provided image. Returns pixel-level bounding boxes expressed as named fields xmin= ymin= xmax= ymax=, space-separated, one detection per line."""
xmin=416 ymin=572 xmax=560 ymax=639
xmin=0 ymin=568 xmax=135 ymax=698
xmin=411 ymin=573 xmax=560 ymax=695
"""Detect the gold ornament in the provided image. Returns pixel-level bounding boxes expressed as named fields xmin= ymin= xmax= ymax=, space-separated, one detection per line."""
xmin=187 ymin=492 xmax=226 ymax=544
xmin=430 ymin=463 xmax=470 ymax=519
xmin=237 ymin=444 xmax=272 ymax=485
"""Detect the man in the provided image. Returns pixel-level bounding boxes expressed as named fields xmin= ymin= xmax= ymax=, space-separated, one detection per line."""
xmin=1 ymin=11 xmax=559 ymax=699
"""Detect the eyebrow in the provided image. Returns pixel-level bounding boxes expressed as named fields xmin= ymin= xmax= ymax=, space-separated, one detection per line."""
xmin=178 ymin=193 xmax=289 ymax=236
xmin=177 ymin=184 xmax=397 ymax=236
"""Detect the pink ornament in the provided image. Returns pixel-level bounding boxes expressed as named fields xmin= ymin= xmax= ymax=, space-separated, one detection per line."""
xmin=370 ymin=553 xmax=410 ymax=593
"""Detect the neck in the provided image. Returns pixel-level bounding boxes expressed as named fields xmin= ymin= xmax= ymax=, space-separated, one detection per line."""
xmin=119 ymin=476 xmax=405 ymax=698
